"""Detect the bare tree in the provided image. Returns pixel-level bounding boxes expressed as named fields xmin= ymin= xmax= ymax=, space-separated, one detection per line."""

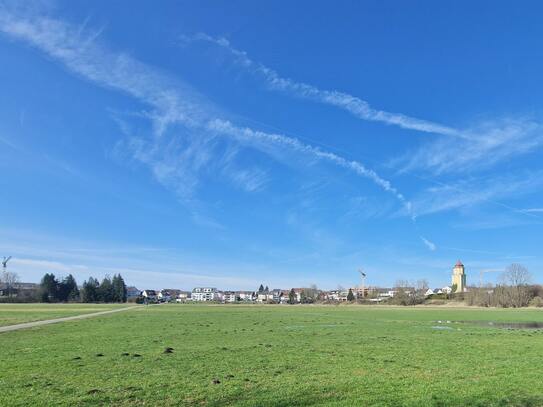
xmin=0 ymin=271 xmax=20 ymax=298
xmin=416 ymin=279 xmax=429 ymax=293
xmin=500 ymin=264 xmax=532 ymax=307
xmin=391 ymin=280 xmax=421 ymax=306
xmin=305 ymin=284 xmax=319 ymax=301
xmin=503 ymin=263 xmax=531 ymax=285
xmin=465 ymin=285 xmax=493 ymax=307
xmin=394 ymin=280 xmax=410 ymax=290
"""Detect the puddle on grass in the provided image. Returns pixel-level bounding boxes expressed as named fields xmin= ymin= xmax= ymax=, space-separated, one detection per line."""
xmin=435 ymin=320 xmax=543 ymax=330
xmin=468 ymin=321 xmax=543 ymax=330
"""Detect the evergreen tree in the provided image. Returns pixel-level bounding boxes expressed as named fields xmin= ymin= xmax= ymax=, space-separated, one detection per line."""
xmin=111 ymin=274 xmax=120 ymax=302
xmin=288 ymin=288 xmax=296 ymax=304
xmin=258 ymin=284 xmax=264 ymax=292
xmin=40 ymin=273 xmax=59 ymax=302
xmin=58 ymin=274 xmax=79 ymax=302
xmin=97 ymin=276 xmax=109 ymax=302
xmin=347 ymin=288 xmax=355 ymax=302
xmin=112 ymin=274 xmax=127 ymax=302
xmin=81 ymin=277 xmax=99 ymax=302
xmin=98 ymin=276 xmax=115 ymax=302
xmin=66 ymin=274 xmax=80 ymax=301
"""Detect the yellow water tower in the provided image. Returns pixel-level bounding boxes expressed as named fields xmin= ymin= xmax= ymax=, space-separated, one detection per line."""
xmin=451 ymin=260 xmax=467 ymax=293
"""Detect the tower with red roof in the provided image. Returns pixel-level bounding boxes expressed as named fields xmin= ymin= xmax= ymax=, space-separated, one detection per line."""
xmin=451 ymin=260 xmax=467 ymax=293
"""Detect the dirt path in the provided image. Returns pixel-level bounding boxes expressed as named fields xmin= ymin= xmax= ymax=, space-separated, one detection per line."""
xmin=0 ymin=306 xmax=139 ymax=333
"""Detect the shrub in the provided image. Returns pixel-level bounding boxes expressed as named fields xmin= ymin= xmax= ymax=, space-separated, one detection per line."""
xmin=529 ymin=296 xmax=543 ymax=307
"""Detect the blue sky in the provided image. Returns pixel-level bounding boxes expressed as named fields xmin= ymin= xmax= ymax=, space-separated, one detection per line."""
xmin=1 ymin=0 xmax=542 ymax=290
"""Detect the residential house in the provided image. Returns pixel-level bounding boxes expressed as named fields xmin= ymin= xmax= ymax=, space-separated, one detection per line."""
xmin=350 ymin=286 xmax=374 ymax=299
xmin=236 ymin=291 xmax=255 ymax=302
xmin=161 ymin=289 xmax=183 ymax=299
xmin=291 ymin=288 xmax=306 ymax=303
xmin=126 ymin=286 xmax=140 ymax=300
xmin=257 ymin=292 xmax=272 ymax=303
xmin=158 ymin=290 xmax=172 ymax=302
xmin=270 ymin=289 xmax=283 ymax=302
xmin=377 ymin=289 xmax=396 ymax=299
xmin=142 ymin=290 xmax=157 ymax=301
xmin=425 ymin=288 xmax=435 ymax=297
xmin=191 ymin=287 xmax=218 ymax=302
xmin=323 ymin=290 xmax=341 ymax=301
xmin=279 ymin=290 xmax=291 ymax=304
xmin=0 ymin=282 xmax=39 ymax=299
xmin=337 ymin=289 xmax=354 ymax=302
xmin=176 ymin=291 xmax=191 ymax=303
xmin=223 ymin=291 xmax=237 ymax=303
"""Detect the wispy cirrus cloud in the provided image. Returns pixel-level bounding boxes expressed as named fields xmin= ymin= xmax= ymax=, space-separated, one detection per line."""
xmin=0 ymin=5 xmax=413 ymax=220
xmin=0 ymin=7 xmax=217 ymax=127
xmin=225 ymin=166 xmax=268 ymax=192
xmin=410 ymin=171 xmax=543 ymax=218
xmin=184 ymin=33 xmax=543 ymax=179
xmin=0 ymin=135 xmax=18 ymax=149
xmin=420 ymin=237 xmax=437 ymax=251
xmin=115 ymin=125 xmax=218 ymax=199
xmin=181 ymin=33 xmax=460 ymax=137
xmin=518 ymin=208 xmax=543 ymax=213
xmin=397 ymin=118 xmax=543 ymax=175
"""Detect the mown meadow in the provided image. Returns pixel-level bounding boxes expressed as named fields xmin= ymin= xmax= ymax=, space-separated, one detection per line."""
xmin=1 ymin=304 xmax=543 ymax=406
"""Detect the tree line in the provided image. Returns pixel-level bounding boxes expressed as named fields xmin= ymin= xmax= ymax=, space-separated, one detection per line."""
xmin=387 ymin=263 xmax=541 ymax=308
xmin=465 ymin=264 xmax=540 ymax=308
xmin=256 ymin=283 xmax=322 ymax=304
xmin=39 ymin=273 xmax=127 ymax=303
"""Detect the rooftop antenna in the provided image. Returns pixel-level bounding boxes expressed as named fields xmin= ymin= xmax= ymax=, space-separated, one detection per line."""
xmin=358 ymin=268 xmax=366 ymax=298
xmin=2 ymin=256 xmax=11 ymax=273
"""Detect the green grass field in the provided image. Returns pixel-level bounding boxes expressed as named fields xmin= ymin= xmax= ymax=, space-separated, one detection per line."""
xmin=2 ymin=304 xmax=543 ymax=406
xmin=0 ymin=303 xmax=129 ymax=327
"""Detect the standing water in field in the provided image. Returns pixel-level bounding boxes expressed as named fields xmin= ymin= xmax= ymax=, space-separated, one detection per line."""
xmin=435 ymin=321 xmax=543 ymax=330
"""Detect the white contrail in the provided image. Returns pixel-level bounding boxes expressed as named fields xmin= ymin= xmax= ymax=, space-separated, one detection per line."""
xmin=207 ymin=119 xmax=413 ymax=216
xmin=183 ymin=33 xmax=463 ymax=138
xmin=0 ymin=7 xmax=424 ymax=242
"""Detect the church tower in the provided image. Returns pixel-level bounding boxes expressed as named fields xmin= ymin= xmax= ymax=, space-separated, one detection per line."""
xmin=451 ymin=260 xmax=466 ymax=293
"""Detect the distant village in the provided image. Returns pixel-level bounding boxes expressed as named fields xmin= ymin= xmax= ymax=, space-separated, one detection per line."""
xmin=3 ymin=260 xmax=542 ymax=308
xmin=135 ymin=261 xmax=468 ymax=304
xmin=137 ymin=284 xmax=452 ymax=304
